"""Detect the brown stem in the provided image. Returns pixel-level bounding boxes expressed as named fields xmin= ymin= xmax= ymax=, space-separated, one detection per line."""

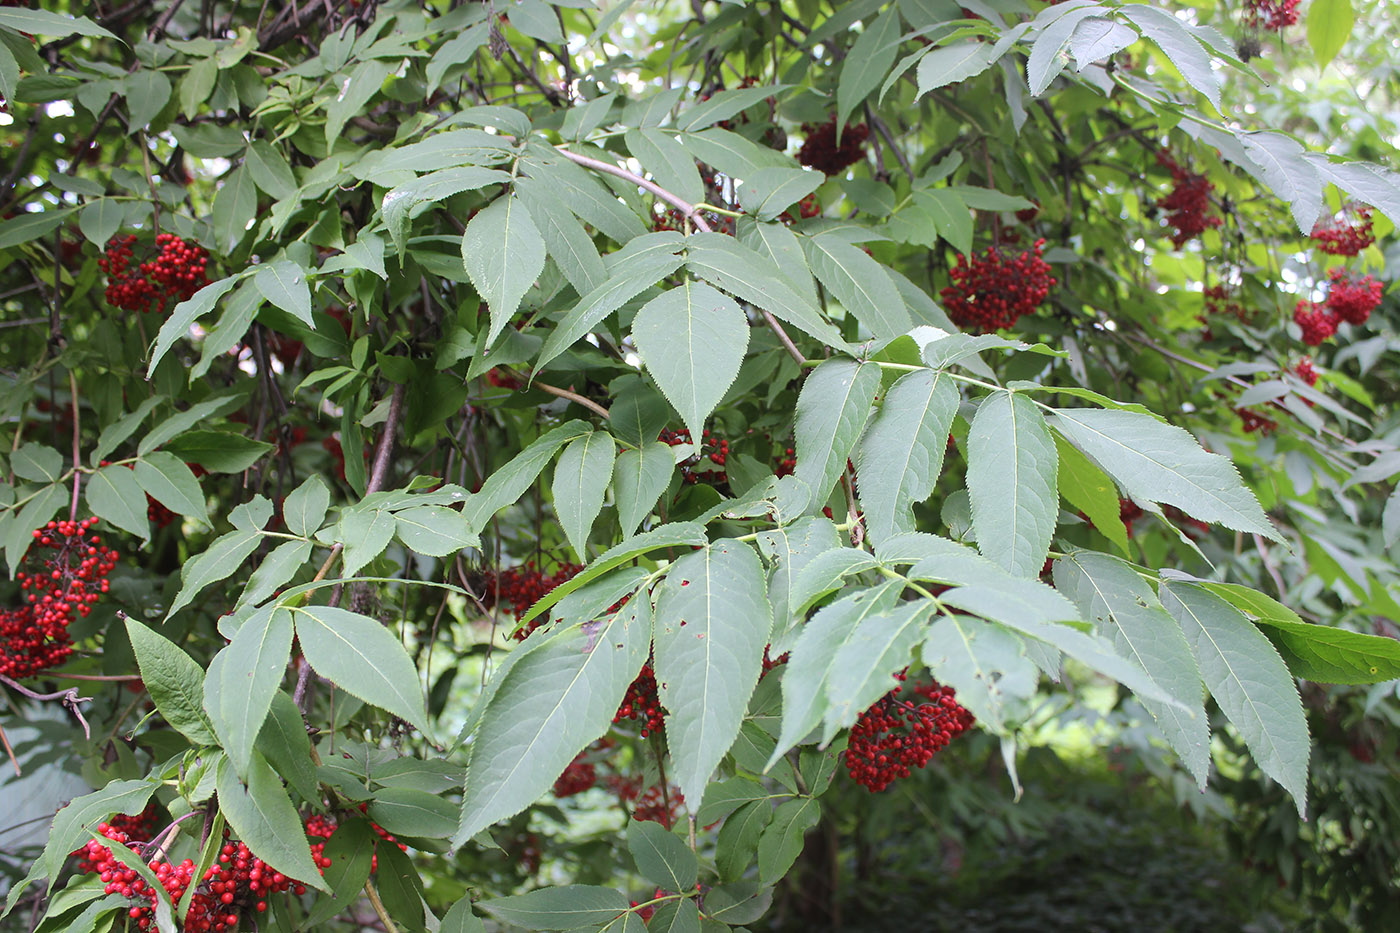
xmin=367 ymin=384 xmax=407 ymax=495
xmin=0 ymin=722 xmax=18 ymax=777
xmin=68 ymin=370 xmax=81 ymax=521
xmin=530 ymin=377 xmax=611 ymax=420
xmin=0 ymin=674 xmax=93 ymax=740
xmin=364 ymin=879 xmax=399 ymax=933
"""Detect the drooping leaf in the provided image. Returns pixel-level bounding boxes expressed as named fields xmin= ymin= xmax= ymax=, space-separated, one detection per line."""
xmin=133 ymin=451 xmax=208 ymax=526
xmin=215 ymin=755 xmax=330 ymax=892
xmin=922 ymin=614 xmax=1038 ymax=733
xmin=394 ymin=505 xmax=478 ymax=556
xmin=967 ymin=392 xmax=1058 ymax=577
xmin=124 ymin=616 xmax=217 ymax=746
xmin=383 ymin=166 xmax=511 ymax=257
xmin=614 ymin=442 xmax=674 ymax=536
xmin=478 ymin=886 xmax=631 ymax=931
xmin=1026 ymin=6 xmax=1102 ymax=96
xmin=756 ymin=515 xmax=844 ymax=651
xmin=552 ymin=431 xmax=616 ymax=560
xmin=283 ymin=475 xmax=330 ymax=537
xmin=213 ymin=608 xmax=293 ymax=778
xmin=628 ymin=819 xmax=698 ymax=893
xmin=461 ymin=420 xmax=592 ymax=531
xmin=1307 ymin=0 xmax=1353 ymax=69
xmin=632 ymin=279 xmax=749 ymax=441
xmin=462 ymin=193 xmax=547 ymax=349
xmin=168 ymin=528 xmax=262 ymax=617
xmin=1122 ymin=5 xmax=1221 ymax=109
xmin=794 ymin=359 xmax=881 ymax=513
xmin=756 ymin=797 xmax=821 ymax=884
xmin=823 ymin=600 xmax=936 ymax=740
xmin=836 ymin=8 xmax=901 ymax=134
xmin=86 ymin=464 xmax=150 ymax=539
xmin=855 ymin=368 xmax=958 ymax=547
xmin=685 ymin=232 xmax=843 ymax=345
xmin=453 ymin=607 xmax=647 ymax=846
xmin=1054 ymin=434 xmax=1129 ymax=555
xmin=803 ymin=235 xmax=912 ymax=338
xmin=654 ymin=541 xmax=773 ymax=805
xmin=915 ymin=41 xmax=998 ymax=98
xmin=1160 ymin=583 xmax=1310 ymax=818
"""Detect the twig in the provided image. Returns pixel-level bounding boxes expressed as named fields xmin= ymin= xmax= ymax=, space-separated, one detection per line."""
xmin=530 ymin=377 xmax=611 ymax=419
xmin=68 ymin=370 xmax=81 ymax=522
xmin=0 ymin=723 xmax=17 ymax=777
xmin=761 ymin=310 xmax=806 ymax=365
xmin=1253 ymin=534 xmax=1287 ymax=598
xmin=363 ymin=879 xmax=399 ymax=933
xmin=148 ymin=0 xmax=188 ymax=39
xmin=0 ymin=674 xmax=93 ymax=740
xmin=367 ymin=384 xmax=407 ymax=494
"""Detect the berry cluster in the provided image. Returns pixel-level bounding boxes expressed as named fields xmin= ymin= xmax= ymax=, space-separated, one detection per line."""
xmin=1118 ymin=498 xmax=1144 ymax=537
xmin=305 ymin=810 xmax=405 ymax=873
xmin=1203 ymin=284 xmax=1247 ymax=319
xmin=1155 ymin=150 xmax=1222 ymax=247
xmin=797 ymin=118 xmax=869 ymax=176
xmin=844 ymin=673 xmax=973 ymax=793
xmin=1244 ymin=0 xmax=1301 ymax=31
xmin=100 ymin=234 xmax=209 ymax=314
xmin=1 ymin=518 xmax=119 ymax=679
xmin=659 ymin=428 xmax=730 ymax=486
xmin=940 ymin=238 xmax=1056 ymax=332
xmin=614 ymin=663 xmax=665 ymax=736
xmin=1293 ymin=269 xmax=1384 ymax=345
xmin=1294 ymin=356 xmax=1319 ymax=386
xmin=1237 ymin=407 xmax=1278 ymax=435
xmin=553 ymin=752 xmax=597 ymax=798
xmin=608 ymin=775 xmax=686 ymax=829
xmin=779 ymin=193 xmax=823 ymax=225
xmin=480 ymin=562 xmax=584 ymax=639
xmin=1311 ymin=206 xmax=1375 ymax=256
xmin=773 ymin=445 xmax=796 ymax=478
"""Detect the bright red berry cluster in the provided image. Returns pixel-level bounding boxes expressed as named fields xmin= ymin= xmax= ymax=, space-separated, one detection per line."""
xmin=1244 ymin=0 xmax=1301 ymax=31
xmin=1155 ymin=150 xmax=1222 ymax=247
xmin=1293 ymin=269 xmax=1384 ymax=345
xmin=99 ymin=233 xmax=209 ymax=314
xmin=1294 ymin=356 xmax=1319 ymax=386
xmin=844 ymin=673 xmax=973 ymax=793
xmin=2 ymin=518 xmax=119 ymax=679
xmin=798 ymin=118 xmax=869 ymax=176
xmin=1311 ymin=206 xmax=1375 ymax=256
xmin=614 ymin=663 xmax=665 ymax=737
xmin=659 ymin=428 xmax=730 ymax=485
xmin=480 ymin=562 xmax=584 ymax=639
xmin=940 ymin=238 xmax=1056 ymax=332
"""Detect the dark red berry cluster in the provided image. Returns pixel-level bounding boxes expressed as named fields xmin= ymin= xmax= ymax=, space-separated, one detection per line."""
xmin=1155 ymin=150 xmax=1222 ymax=247
xmin=779 ymin=193 xmax=823 ymax=225
xmin=1311 ymin=206 xmax=1375 ymax=256
xmin=844 ymin=672 xmax=973 ymax=793
xmin=653 ymin=206 xmax=735 ymax=236
xmin=480 ymin=562 xmax=584 ymax=639
xmin=659 ymin=428 xmax=730 ymax=485
xmin=1203 ymin=284 xmax=1247 ymax=319
xmin=773 ymin=445 xmax=796 ymax=478
xmin=2 ymin=518 xmax=119 ymax=679
xmin=1244 ymin=0 xmax=1300 ymax=31
xmin=1293 ymin=269 xmax=1384 ymax=345
xmin=1237 ymin=407 xmax=1278 ymax=435
xmin=608 ymin=774 xmax=686 ymax=828
xmin=1118 ymin=498 xmax=1144 ymax=537
xmin=99 ymin=233 xmax=209 ymax=314
xmin=940 ymin=238 xmax=1055 ymax=332
xmin=552 ymin=752 xmax=597 ymax=798
xmin=1294 ymin=356 xmax=1318 ymax=386
xmin=485 ymin=368 xmax=522 ymax=390
xmin=798 ymin=118 xmax=869 ymax=176
xmin=614 ymin=663 xmax=665 ymax=737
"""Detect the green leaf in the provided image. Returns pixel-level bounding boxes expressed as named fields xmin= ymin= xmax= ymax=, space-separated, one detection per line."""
xmin=245 ymin=139 xmax=298 ymax=200
xmin=628 ymin=819 xmax=698 ymax=892
xmin=520 ymin=145 xmax=649 ymax=243
xmin=369 ymin=844 xmax=424 ymax=929
xmin=803 ymin=235 xmax=911 ymax=338
xmin=283 ymin=475 xmax=330 ymax=537
xmin=124 ymin=69 xmax=171 ymax=130
xmin=324 ymin=57 xmax=393 ymax=145
xmin=140 ymin=392 xmax=249 ymax=455
xmin=824 ymin=600 xmax=936 ymax=739
xmin=211 ymin=164 xmax=256 ymax=253
xmin=213 ymin=608 xmax=293 ymax=777
xmin=478 ymin=886 xmax=630 ymax=931
xmin=649 ymin=899 xmax=702 ymax=933
xmin=148 ymin=274 xmax=242 ymax=373
xmin=757 ymin=516 xmax=843 ymax=652
xmin=915 ymin=41 xmax=998 ymax=98
xmin=0 ymin=8 xmax=116 ymax=38
xmin=303 ymin=820 xmax=376 ymax=926
xmin=292 ymin=604 xmax=432 ymax=735
xmin=125 ymin=616 xmax=217 ymax=745
xmin=441 ymin=897 xmax=488 ymax=933
xmin=337 ymin=507 xmax=396 ymax=577
xmin=1069 ymin=18 xmax=1140 ymax=71
xmin=82 ymin=837 xmax=175 ymax=933
xmin=426 ymin=21 xmax=489 ymax=94
xmin=967 ymin=392 xmax=1057 ymax=577
xmin=167 ymin=528 xmax=262 ymax=617
xmin=515 ymin=177 xmax=608 ymax=296
xmin=737 ymin=167 xmax=824 ymax=221
xmin=383 ymin=166 xmax=511 ymax=258
xmin=1122 ymin=5 xmax=1221 ymax=109
xmin=794 ymin=359 xmax=880 ymax=512
xmin=614 ymin=442 xmax=674 ymax=536
xmin=1054 ymin=434 xmax=1128 ymax=555
xmin=534 ymin=268 xmax=677 ymax=374
xmin=5 ymin=483 xmax=65 ymax=578
xmin=161 ymin=430 xmax=273 ymax=473
xmin=1026 ymin=6 xmax=1101 ymax=96
xmin=757 ymin=797 xmax=820 ymax=884
xmin=133 ymin=451 xmax=208 ymax=525
xmin=1054 ymin=553 xmax=1210 ymax=787
xmin=453 ymin=607 xmax=647 ymax=846
xmin=518 ymin=522 xmax=707 ymax=626
xmin=367 ymin=787 xmax=460 ymax=838
xmin=253 ymin=260 xmax=314 ymax=327
xmin=654 ymin=541 xmax=773 ymax=806
xmin=913 ymin=189 xmax=972 ymax=255
xmin=855 ymin=369 xmax=957 ymax=547
xmin=835 ymin=9 xmax=900 ymax=136
xmin=716 ymin=800 xmax=772 ymax=882
xmin=1200 ymin=582 xmax=1400 ymax=685
xmin=1304 ymin=0 xmax=1349 ymax=65
xmin=685 ymin=232 xmax=843 ymax=346
xmin=0 ymin=209 xmax=74 ymax=249
xmin=553 ymin=431 xmax=616 ymax=560
xmin=462 ymin=193 xmax=547 ymax=349
xmin=78 ymin=199 xmax=126 ymax=248
xmin=695 ymin=776 xmax=780 ymax=825
xmin=216 ymin=754 xmax=330 ymax=891
xmin=255 ymin=692 xmax=320 ymax=804
xmin=789 ymin=548 xmax=880 ymax=619
xmin=626 ymin=128 xmax=704 ymax=205
xmin=737 ymin=218 xmax=818 ymax=307
xmin=676 ymin=83 xmax=786 ymax=132
xmin=632 ymin=279 xmax=749 ymax=442
xmin=461 ymin=420 xmax=591 ymax=531
xmin=922 ymin=614 xmax=1037 ymax=733
xmin=1049 ymin=408 xmax=1281 ymax=542
xmin=395 ymin=505 xmax=478 ymax=556
xmin=1 ymin=779 xmax=155 ymax=914
xmin=1160 ymin=583 xmax=1310 ymax=818
xmin=86 ymin=464 xmax=150 ymax=539
xmin=11 ymin=444 xmax=62 ymax=483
